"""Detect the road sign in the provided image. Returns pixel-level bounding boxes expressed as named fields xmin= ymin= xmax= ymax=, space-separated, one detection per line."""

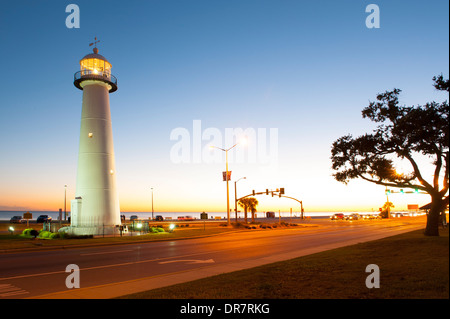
xmin=222 ymin=171 xmax=231 ymax=181
xmin=23 ymin=212 xmax=32 ymax=227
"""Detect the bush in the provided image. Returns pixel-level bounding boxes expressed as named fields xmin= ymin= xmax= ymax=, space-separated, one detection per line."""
xmin=29 ymin=229 xmax=39 ymax=238
xmin=156 ymin=227 xmax=165 ymax=232
xmin=49 ymin=232 xmax=60 ymax=239
xmin=22 ymin=228 xmax=34 ymax=236
xmin=39 ymin=231 xmax=52 ymax=239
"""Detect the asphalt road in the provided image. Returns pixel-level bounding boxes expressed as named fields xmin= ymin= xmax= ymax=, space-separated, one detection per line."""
xmin=0 ymin=217 xmax=426 ymax=299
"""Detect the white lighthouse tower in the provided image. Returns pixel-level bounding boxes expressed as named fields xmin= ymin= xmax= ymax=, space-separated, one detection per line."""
xmin=70 ymin=41 xmax=120 ymax=235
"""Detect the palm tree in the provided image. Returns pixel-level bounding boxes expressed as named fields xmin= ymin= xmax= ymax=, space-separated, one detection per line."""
xmin=380 ymin=201 xmax=395 ymax=219
xmin=238 ymin=197 xmax=258 ymax=223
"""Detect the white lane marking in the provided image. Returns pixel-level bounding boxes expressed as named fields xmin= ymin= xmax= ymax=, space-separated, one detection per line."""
xmin=80 ymin=249 xmax=133 ymax=256
xmin=0 ymin=284 xmax=29 ymax=297
xmin=0 ymin=250 xmax=217 ymax=281
xmin=158 ymin=259 xmax=215 ymax=265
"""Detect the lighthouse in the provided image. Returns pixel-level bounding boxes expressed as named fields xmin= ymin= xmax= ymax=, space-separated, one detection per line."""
xmin=70 ymin=42 xmax=120 ymax=235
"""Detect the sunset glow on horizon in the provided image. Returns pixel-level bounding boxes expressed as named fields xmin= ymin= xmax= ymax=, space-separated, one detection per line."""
xmin=0 ymin=1 xmax=448 ymax=215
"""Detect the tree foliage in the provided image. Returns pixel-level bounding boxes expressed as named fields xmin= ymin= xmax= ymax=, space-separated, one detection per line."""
xmin=238 ymin=197 xmax=259 ymax=223
xmin=331 ymin=75 xmax=449 ymax=236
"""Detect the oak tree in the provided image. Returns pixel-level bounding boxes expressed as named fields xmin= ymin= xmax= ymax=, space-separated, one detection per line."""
xmin=331 ymin=75 xmax=449 ymax=236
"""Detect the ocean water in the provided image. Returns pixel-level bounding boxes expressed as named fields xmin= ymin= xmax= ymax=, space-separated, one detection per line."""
xmin=0 ymin=210 xmax=373 ymax=221
xmin=0 ymin=211 xmax=223 ymax=221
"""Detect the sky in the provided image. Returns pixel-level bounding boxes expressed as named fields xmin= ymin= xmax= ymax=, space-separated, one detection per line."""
xmin=0 ymin=0 xmax=448 ymax=214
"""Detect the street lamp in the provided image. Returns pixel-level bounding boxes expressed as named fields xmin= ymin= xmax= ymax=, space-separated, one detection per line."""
xmin=151 ymin=187 xmax=154 ymax=220
xmin=234 ymin=177 xmax=246 ymax=223
xmin=210 ymin=140 xmax=245 ymax=226
xmin=64 ymin=185 xmax=67 ymax=221
xmin=385 ymin=186 xmax=391 ymax=219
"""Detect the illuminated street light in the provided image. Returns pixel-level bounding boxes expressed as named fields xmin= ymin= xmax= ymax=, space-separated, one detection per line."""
xmin=234 ymin=177 xmax=246 ymax=223
xmin=210 ymin=139 xmax=246 ymax=226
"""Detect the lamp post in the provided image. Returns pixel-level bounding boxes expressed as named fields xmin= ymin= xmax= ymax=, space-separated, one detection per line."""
xmin=64 ymin=185 xmax=67 ymax=221
xmin=151 ymin=187 xmax=154 ymax=220
xmin=385 ymin=186 xmax=391 ymax=219
xmin=210 ymin=143 xmax=241 ymax=226
xmin=234 ymin=177 xmax=246 ymax=223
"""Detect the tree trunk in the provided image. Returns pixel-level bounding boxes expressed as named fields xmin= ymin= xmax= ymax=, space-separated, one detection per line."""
xmin=244 ymin=208 xmax=248 ymax=224
xmin=424 ymin=196 xmax=444 ymax=236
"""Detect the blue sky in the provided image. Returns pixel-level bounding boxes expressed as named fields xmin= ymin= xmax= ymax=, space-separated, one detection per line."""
xmin=0 ymin=0 xmax=448 ymax=213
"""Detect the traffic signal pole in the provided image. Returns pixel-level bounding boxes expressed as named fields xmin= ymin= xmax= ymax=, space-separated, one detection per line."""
xmin=236 ymin=189 xmax=305 ymax=220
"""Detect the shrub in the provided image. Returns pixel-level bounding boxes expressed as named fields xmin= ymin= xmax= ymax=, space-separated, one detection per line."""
xmin=22 ymin=228 xmax=33 ymax=236
xmin=49 ymin=232 xmax=60 ymax=239
xmin=39 ymin=231 xmax=52 ymax=239
xmin=29 ymin=229 xmax=39 ymax=238
xmin=156 ymin=227 xmax=165 ymax=232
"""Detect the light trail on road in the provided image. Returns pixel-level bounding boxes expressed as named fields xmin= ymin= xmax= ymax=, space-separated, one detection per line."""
xmin=0 ymin=217 xmax=426 ymax=299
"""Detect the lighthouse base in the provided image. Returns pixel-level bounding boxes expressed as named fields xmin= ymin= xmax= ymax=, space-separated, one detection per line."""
xmin=67 ymin=198 xmax=121 ymax=236
xmin=64 ymin=225 xmax=121 ymax=236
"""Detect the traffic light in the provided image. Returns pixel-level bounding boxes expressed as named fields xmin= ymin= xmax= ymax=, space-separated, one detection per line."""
xmin=266 ymin=189 xmax=269 ymax=195
xmin=280 ymin=188 xmax=285 ymax=195
xmin=252 ymin=190 xmax=255 ymax=196
xmin=400 ymin=189 xmax=404 ymax=194
xmin=414 ymin=188 xmax=419 ymax=193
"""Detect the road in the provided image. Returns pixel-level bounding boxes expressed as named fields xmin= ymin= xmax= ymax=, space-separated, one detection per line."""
xmin=0 ymin=217 xmax=426 ymax=299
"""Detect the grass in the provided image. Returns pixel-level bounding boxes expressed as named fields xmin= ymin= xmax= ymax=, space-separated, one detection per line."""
xmin=118 ymin=228 xmax=449 ymax=299
xmin=0 ymin=221 xmax=312 ymax=252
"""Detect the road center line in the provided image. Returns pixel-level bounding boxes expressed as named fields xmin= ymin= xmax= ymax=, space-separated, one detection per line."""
xmin=0 ymin=250 xmax=224 ymax=281
xmin=80 ymin=249 xmax=133 ymax=256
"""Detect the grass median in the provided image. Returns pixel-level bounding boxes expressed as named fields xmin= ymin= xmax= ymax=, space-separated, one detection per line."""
xmin=118 ymin=227 xmax=449 ymax=299
xmin=0 ymin=225 xmax=238 ymax=251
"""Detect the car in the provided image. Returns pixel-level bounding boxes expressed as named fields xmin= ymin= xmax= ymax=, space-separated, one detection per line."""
xmin=36 ymin=215 xmax=52 ymax=223
xmin=154 ymin=215 xmax=163 ymax=221
xmin=130 ymin=215 xmax=138 ymax=221
xmin=330 ymin=213 xmax=345 ymax=220
xmin=346 ymin=213 xmax=360 ymax=221
xmin=10 ymin=216 xmax=24 ymax=223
